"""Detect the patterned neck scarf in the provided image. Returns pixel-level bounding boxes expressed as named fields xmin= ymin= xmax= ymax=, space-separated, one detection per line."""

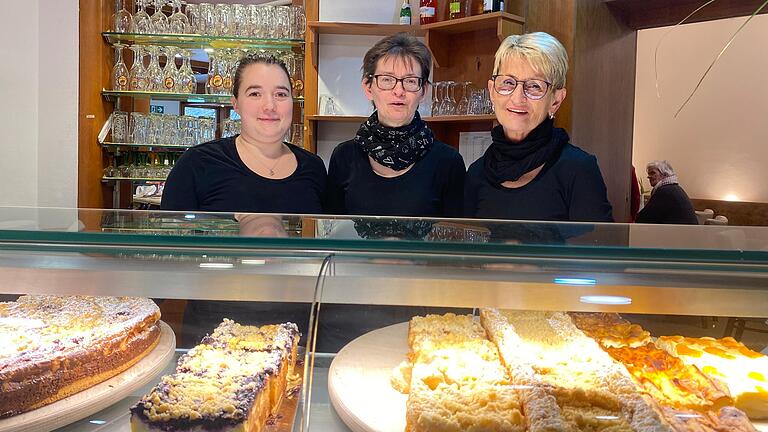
xmin=354 ymin=111 xmax=434 ymax=171
xmin=651 ymin=175 xmax=679 ymax=194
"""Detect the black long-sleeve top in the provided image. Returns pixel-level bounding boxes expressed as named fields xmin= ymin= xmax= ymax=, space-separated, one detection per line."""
xmin=160 ymin=137 xmax=326 ymax=214
xmin=464 ymin=143 xmax=613 ymax=222
xmin=325 ymin=139 xmax=465 ymax=217
xmin=636 ymin=184 xmax=698 ymax=224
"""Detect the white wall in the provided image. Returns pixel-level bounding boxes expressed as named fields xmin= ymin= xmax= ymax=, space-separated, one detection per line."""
xmin=38 ymin=0 xmax=79 ymax=208
xmin=0 ymin=1 xmax=40 ymax=206
xmin=633 ymin=15 xmax=768 ymax=203
xmin=0 ymin=0 xmax=78 ymax=208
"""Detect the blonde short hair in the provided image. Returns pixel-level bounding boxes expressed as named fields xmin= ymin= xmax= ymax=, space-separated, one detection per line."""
xmin=493 ymin=32 xmax=568 ymax=89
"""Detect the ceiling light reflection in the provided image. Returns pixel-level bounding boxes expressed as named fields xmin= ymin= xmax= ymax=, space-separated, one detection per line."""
xmin=579 ymin=295 xmax=632 ymax=305
xmin=554 ymin=277 xmax=596 ymax=286
xmin=199 ymin=262 xmax=234 ymax=269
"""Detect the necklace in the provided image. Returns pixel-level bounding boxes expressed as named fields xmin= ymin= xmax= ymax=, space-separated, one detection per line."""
xmin=238 ymin=136 xmax=285 ymax=176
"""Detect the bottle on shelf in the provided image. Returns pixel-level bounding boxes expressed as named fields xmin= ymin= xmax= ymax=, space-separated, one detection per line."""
xmin=465 ymin=0 xmax=484 ymax=17
xmin=449 ymin=0 xmax=464 ymax=20
xmin=419 ymin=0 xmax=437 ymax=24
xmin=484 ymin=0 xmax=504 ymax=13
xmin=399 ymin=0 xmax=412 ymax=25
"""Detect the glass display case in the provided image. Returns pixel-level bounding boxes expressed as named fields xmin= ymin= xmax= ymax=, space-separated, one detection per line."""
xmin=0 ymin=207 xmax=766 ymax=432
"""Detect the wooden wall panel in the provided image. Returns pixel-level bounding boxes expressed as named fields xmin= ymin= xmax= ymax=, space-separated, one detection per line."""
xmin=690 ymin=198 xmax=768 ymax=227
xmin=79 ymin=0 xmax=113 ymax=209
xmin=571 ymin=0 xmax=636 ymax=223
xmin=522 ymin=0 xmax=575 ymax=135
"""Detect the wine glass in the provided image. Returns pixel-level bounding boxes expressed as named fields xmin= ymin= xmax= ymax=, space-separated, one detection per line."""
xmin=431 ymin=81 xmax=442 ymax=116
xmin=168 ymin=0 xmax=189 ymax=34
xmin=150 ymin=0 xmax=169 ymax=34
xmin=456 ymin=82 xmax=471 ymax=115
xmin=132 ymin=0 xmax=152 ymax=33
xmin=111 ymin=44 xmax=130 ymax=90
xmin=177 ymin=49 xmax=197 ymax=94
xmin=129 ymin=46 xmax=149 ymax=91
xmin=146 ymin=46 xmax=164 ymax=91
xmin=113 ymin=0 xmax=133 ymax=33
xmin=161 ymin=46 xmax=180 ymax=92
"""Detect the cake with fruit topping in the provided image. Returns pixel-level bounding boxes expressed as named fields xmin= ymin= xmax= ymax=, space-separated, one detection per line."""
xmin=130 ymin=319 xmax=299 ymax=432
xmin=0 ymin=295 xmax=161 ymax=418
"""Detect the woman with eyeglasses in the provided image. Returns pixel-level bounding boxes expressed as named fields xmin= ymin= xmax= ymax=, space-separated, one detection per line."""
xmin=325 ymin=33 xmax=465 ymax=217
xmin=464 ymin=32 xmax=613 ymax=222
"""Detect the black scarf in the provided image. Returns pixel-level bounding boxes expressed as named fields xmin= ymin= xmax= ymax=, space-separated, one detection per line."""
xmin=484 ymin=117 xmax=569 ymax=184
xmin=354 ymin=111 xmax=434 ymax=171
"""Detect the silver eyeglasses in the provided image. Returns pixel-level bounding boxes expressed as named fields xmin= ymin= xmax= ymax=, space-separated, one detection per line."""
xmin=369 ymin=74 xmax=425 ymax=92
xmin=491 ymin=75 xmax=551 ymax=100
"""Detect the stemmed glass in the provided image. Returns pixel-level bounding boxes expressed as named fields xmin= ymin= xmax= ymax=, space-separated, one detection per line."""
xmin=129 ymin=46 xmax=148 ymax=91
xmin=111 ymin=44 xmax=130 ymax=90
xmin=146 ymin=46 xmax=164 ymax=91
xmin=150 ymin=0 xmax=169 ymax=34
xmin=177 ymin=49 xmax=197 ymax=94
xmin=113 ymin=0 xmax=133 ymax=33
xmin=132 ymin=0 xmax=152 ymax=33
xmin=168 ymin=0 xmax=189 ymax=34
xmin=456 ymin=82 xmax=471 ymax=115
xmin=161 ymin=46 xmax=179 ymax=92
xmin=431 ymin=81 xmax=442 ymax=116
xmin=206 ymin=51 xmax=223 ymax=94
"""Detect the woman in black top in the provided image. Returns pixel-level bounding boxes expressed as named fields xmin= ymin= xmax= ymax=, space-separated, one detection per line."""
xmin=161 ymin=55 xmax=326 ymax=213
xmin=326 ymin=33 xmax=465 ymax=217
xmin=637 ymin=160 xmax=698 ymax=224
xmin=465 ymin=32 xmax=613 ymax=222
xmin=160 ymin=56 xmax=324 ymax=347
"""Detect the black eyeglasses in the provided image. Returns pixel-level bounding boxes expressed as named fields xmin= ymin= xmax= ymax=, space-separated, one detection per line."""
xmin=369 ymin=74 xmax=425 ymax=92
xmin=491 ymin=75 xmax=551 ymax=100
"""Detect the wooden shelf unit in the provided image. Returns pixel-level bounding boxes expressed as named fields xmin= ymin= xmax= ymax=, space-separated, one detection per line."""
xmin=303 ymin=4 xmax=522 ymax=152
xmin=307 ymin=21 xmax=424 ymax=36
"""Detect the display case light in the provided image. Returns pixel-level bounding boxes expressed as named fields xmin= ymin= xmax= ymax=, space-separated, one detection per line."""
xmin=184 ymin=214 xmax=196 ymax=219
xmin=89 ymin=420 xmax=107 ymax=425
xmin=199 ymin=262 xmax=234 ymax=269
xmin=554 ymin=277 xmax=596 ymax=286
xmin=579 ymin=295 xmax=632 ymax=305
xmin=674 ymin=413 xmax=702 ymax=419
xmin=241 ymin=259 xmax=267 ymax=265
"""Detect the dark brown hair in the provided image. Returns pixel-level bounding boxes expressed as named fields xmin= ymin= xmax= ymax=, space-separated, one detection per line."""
xmin=232 ymin=55 xmax=292 ymax=98
xmin=361 ymin=33 xmax=431 ymax=89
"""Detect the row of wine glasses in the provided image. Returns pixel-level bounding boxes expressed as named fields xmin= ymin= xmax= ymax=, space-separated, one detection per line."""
xmin=104 ymin=152 xmax=181 ymax=179
xmin=206 ymin=50 xmax=304 ymax=96
xmin=431 ymin=81 xmax=493 ymax=116
xmin=114 ymin=0 xmax=306 ymax=40
xmin=111 ymin=111 xmax=216 ymax=146
xmin=112 ymin=45 xmax=305 ymax=97
xmin=112 ymin=44 xmax=196 ymax=93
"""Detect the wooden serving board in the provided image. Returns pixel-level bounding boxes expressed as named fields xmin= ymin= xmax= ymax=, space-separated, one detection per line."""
xmin=0 ymin=321 xmax=176 ymax=432
xmin=328 ymin=322 xmax=409 ymax=432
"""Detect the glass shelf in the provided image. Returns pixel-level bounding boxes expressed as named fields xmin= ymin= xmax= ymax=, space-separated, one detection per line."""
xmin=102 ymin=176 xmax=168 ymax=182
xmin=103 ymin=31 xmax=304 ymax=50
xmin=102 ymin=90 xmax=304 ymax=104
xmin=102 ymin=142 xmax=193 ymax=151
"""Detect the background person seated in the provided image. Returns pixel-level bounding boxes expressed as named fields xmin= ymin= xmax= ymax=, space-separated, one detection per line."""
xmin=636 ymin=160 xmax=698 ymax=224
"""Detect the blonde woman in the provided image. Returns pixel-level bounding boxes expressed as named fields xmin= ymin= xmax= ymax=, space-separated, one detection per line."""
xmin=464 ymin=32 xmax=612 ymax=222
